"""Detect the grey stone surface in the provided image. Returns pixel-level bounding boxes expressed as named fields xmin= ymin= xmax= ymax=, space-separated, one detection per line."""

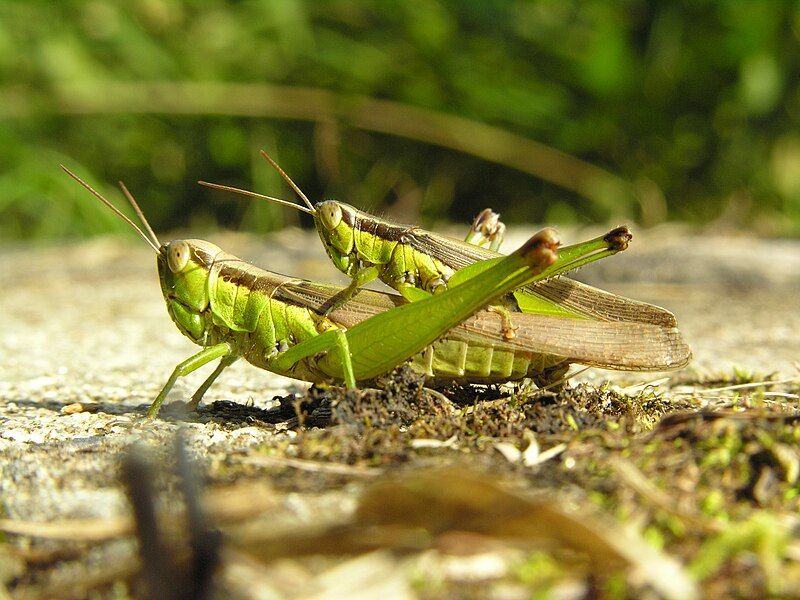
xmin=0 ymin=227 xmax=798 ymax=593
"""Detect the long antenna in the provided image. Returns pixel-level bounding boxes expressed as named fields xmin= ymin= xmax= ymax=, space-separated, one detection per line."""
xmin=259 ymin=149 xmax=315 ymax=212
xmin=118 ymin=181 xmax=161 ymax=248
xmin=60 ymin=165 xmax=160 ymax=253
xmin=197 ymin=181 xmax=315 ymax=215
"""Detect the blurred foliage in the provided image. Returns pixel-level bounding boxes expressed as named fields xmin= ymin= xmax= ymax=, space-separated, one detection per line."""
xmin=1 ymin=0 xmax=799 ymax=240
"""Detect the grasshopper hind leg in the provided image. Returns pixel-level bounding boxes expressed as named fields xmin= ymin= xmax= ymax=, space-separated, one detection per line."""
xmin=272 ymin=329 xmax=356 ymax=388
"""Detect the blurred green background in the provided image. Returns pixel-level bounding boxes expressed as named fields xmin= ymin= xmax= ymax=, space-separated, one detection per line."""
xmin=2 ymin=0 xmax=799 ymax=241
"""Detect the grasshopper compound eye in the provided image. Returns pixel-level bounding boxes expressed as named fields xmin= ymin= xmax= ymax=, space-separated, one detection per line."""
xmin=167 ymin=241 xmax=191 ymax=273
xmin=317 ymin=201 xmax=343 ymax=230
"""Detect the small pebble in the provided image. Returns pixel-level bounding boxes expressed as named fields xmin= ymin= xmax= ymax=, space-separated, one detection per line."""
xmin=61 ymin=401 xmax=99 ymax=415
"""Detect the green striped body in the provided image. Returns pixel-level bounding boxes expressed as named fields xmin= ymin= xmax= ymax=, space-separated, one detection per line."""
xmin=317 ymin=207 xmax=455 ymax=294
xmin=315 ymin=202 xmax=665 ymax=327
xmin=160 ymin=240 xmax=334 ymax=383
xmin=412 ymin=336 xmax=562 ymax=384
xmin=387 ymin=242 xmax=455 ymax=293
xmin=159 ymin=239 xmax=563 ymax=386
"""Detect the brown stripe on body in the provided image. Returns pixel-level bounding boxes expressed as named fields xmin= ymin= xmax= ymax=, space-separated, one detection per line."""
xmin=376 ymin=219 xmax=411 ymax=242
xmin=352 ymin=207 xmax=417 ymax=243
xmin=191 ymin=247 xmax=218 ymax=270
xmin=339 ymin=204 xmax=356 ymax=227
xmin=231 ymin=263 xmax=258 ymax=303
xmin=210 ymin=252 xmax=297 ymax=304
xmin=358 ymin=215 xmax=378 ymax=238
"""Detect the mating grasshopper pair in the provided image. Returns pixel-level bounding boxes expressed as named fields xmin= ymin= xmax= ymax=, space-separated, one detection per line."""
xmin=63 ymin=155 xmax=690 ymax=419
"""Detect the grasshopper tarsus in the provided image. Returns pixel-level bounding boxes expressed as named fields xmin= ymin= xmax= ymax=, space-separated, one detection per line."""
xmin=466 ymin=208 xmax=506 ymax=251
xmin=518 ymin=228 xmax=560 ymax=264
xmin=604 ymin=226 xmax=633 ymax=252
xmin=487 ymin=305 xmax=518 ymax=340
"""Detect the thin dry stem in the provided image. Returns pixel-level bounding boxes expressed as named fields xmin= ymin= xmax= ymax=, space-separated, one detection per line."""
xmin=7 ymin=82 xmax=635 ymax=209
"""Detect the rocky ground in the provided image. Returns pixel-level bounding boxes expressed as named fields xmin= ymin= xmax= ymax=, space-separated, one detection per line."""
xmin=1 ymin=227 xmax=799 ymax=599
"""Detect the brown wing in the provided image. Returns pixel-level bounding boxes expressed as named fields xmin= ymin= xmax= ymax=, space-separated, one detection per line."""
xmin=273 ymin=281 xmax=402 ymax=326
xmin=455 ymin=310 xmax=691 ymax=371
xmin=407 ymin=230 xmax=677 ymax=327
xmin=277 ymin=280 xmax=691 ymax=372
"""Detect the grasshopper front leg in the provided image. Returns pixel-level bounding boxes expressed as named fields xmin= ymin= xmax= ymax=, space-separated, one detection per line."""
xmin=464 ymin=208 xmax=516 ymax=338
xmin=486 ymin=304 xmax=518 ymax=340
xmin=147 ymin=343 xmax=234 ymax=419
xmin=186 ymin=354 xmax=239 ymax=410
xmin=318 ymin=266 xmax=381 ymax=316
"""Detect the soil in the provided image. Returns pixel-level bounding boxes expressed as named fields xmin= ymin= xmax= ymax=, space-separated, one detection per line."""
xmin=1 ymin=227 xmax=799 ymax=599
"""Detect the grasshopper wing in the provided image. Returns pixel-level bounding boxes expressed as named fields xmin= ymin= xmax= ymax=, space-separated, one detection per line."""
xmin=274 ymin=281 xmax=403 ymax=324
xmin=456 ymin=310 xmax=691 ymax=371
xmin=277 ymin=281 xmax=691 ymax=372
xmin=407 ymin=230 xmax=676 ymax=327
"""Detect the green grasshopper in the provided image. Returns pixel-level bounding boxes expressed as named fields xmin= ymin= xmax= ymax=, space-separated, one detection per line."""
xmin=201 ymin=150 xmax=679 ymax=340
xmin=63 ymin=167 xmax=654 ymax=419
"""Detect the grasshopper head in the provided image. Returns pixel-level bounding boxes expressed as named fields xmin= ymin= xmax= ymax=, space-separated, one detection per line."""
xmin=314 ymin=200 xmax=357 ymax=273
xmin=158 ymin=239 xmax=219 ymax=341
